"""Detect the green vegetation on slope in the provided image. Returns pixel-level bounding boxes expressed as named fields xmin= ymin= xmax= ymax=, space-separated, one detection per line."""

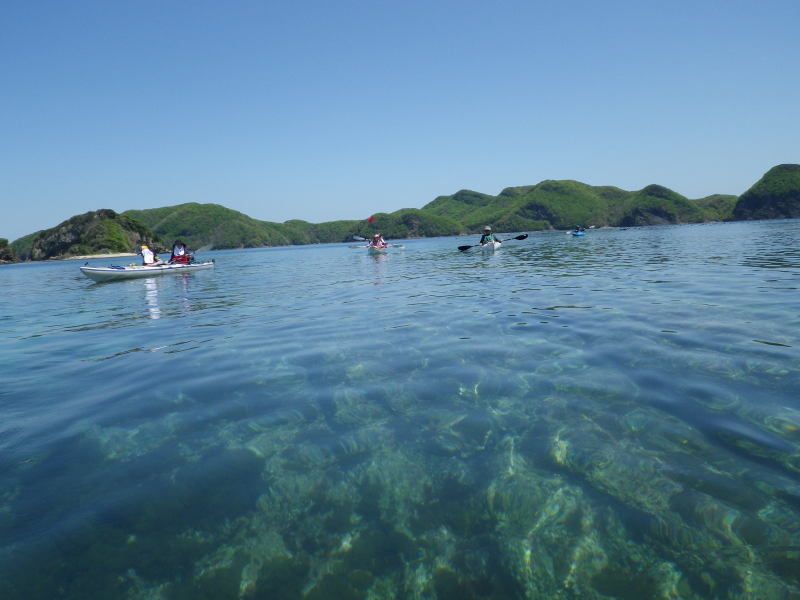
xmin=123 ymin=203 xmax=461 ymax=250
xmin=502 ymin=180 xmax=610 ymax=230
xmin=126 ymin=203 xmax=370 ymax=249
xmin=0 ymin=238 xmax=17 ymax=263
xmin=422 ymin=179 xmax=727 ymax=232
xmin=694 ymin=195 xmax=738 ymax=221
xmin=423 ymin=190 xmax=503 ymax=222
xmin=124 ymin=203 xmax=281 ymax=249
xmin=9 ymin=232 xmax=38 ymax=262
xmin=350 ymin=210 xmax=461 ymax=240
xmin=20 ymin=210 xmax=157 ymax=261
xmin=616 ymin=185 xmax=706 ymax=227
xmin=733 ymin=164 xmax=800 ymax=220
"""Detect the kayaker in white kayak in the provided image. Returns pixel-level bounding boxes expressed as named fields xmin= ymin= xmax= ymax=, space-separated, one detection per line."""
xmin=139 ymin=244 xmax=162 ymax=266
xmin=369 ymin=233 xmax=387 ymax=248
xmin=169 ymin=240 xmax=190 ymax=264
xmin=479 ymin=226 xmax=499 ymax=246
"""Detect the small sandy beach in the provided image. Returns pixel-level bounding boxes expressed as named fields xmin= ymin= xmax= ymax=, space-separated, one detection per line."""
xmin=61 ymin=252 xmax=138 ymax=261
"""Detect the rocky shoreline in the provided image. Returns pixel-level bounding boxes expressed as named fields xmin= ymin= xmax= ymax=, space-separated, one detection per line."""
xmin=0 ymin=252 xmax=143 ymax=265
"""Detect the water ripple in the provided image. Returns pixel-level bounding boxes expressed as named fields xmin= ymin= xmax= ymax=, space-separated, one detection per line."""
xmin=1 ymin=221 xmax=799 ymax=598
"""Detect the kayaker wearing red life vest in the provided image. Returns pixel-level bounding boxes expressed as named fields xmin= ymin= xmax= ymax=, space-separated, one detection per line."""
xmin=169 ymin=240 xmax=190 ymax=264
xmin=369 ymin=233 xmax=387 ymax=248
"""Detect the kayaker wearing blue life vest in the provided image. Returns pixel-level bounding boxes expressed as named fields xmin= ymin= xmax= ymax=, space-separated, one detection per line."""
xmin=479 ymin=226 xmax=499 ymax=245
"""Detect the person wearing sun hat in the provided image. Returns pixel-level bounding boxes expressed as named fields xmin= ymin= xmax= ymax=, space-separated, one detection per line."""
xmin=139 ymin=244 xmax=162 ymax=266
xmin=369 ymin=233 xmax=387 ymax=248
xmin=478 ymin=226 xmax=499 ymax=246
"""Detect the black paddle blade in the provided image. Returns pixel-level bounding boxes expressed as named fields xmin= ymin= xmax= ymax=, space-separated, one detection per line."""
xmin=458 ymin=245 xmax=474 ymax=252
xmin=515 ymin=234 xmax=528 ymax=240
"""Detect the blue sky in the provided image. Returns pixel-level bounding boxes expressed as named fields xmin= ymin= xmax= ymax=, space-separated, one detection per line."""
xmin=2 ymin=0 xmax=798 ymax=241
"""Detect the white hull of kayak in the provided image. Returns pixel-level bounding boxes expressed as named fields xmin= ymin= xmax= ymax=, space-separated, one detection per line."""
xmin=80 ymin=261 xmax=215 ymax=282
xmin=367 ymin=246 xmax=388 ymax=255
xmin=480 ymin=241 xmax=501 ymax=252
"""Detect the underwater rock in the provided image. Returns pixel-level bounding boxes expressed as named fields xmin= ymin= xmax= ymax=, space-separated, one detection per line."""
xmin=355 ymin=449 xmax=431 ymax=529
xmin=667 ymin=464 xmax=766 ymax=512
xmin=549 ymin=424 xmax=683 ymax=515
xmin=486 ymin=458 xmax=690 ymax=599
xmin=86 ymin=419 xmax=178 ymax=462
xmin=250 ymin=554 xmax=309 ymax=599
xmin=764 ymin=407 xmax=800 ymax=440
xmin=413 ymin=465 xmax=493 ymax=538
xmin=332 ymin=387 xmax=391 ymax=426
xmin=425 ymin=409 xmax=496 ymax=458
xmin=668 ymin=489 xmax=787 ymax=548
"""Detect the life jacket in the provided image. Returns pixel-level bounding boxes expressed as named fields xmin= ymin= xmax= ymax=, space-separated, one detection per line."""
xmin=170 ymin=245 xmax=189 ymax=263
xmin=142 ymin=248 xmax=156 ymax=265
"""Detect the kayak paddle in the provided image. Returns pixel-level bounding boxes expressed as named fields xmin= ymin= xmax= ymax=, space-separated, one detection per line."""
xmin=458 ymin=233 xmax=528 ymax=252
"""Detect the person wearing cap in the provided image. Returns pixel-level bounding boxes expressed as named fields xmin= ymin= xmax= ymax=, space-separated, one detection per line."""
xmin=478 ymin=226 xmax=499 ymax=246
xmin=368 ymin=233 xmax=387 ymax=248
xmin=139 ymin=244 xmax=162 ymax=266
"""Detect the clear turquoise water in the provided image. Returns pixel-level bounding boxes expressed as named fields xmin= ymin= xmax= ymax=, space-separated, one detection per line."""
xmin=1 ymin=220 xmax=799 ymax=599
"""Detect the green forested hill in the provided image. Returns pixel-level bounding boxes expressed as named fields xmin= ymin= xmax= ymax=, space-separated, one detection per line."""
xmin=0 ymin=238 xmax=17 ymax=263
xmin=124 ymin=203 xmax=293 ymax=250
xmin=422 ymin=179 xmax=722 ymax=232
xmin=122 ymin=203 xmax=461 ymax=251
xmin=15 ymin=210 xmax=157 ymax=261
xmin=733 ymin=164 xmax=800 ymax=220
xmin=6 ymin=164 xmax=799 ymax=261
xmin=9 ymin=232 xmax=38 ymax=261
xmin=694 ymin=194 xmax=739 ymax=221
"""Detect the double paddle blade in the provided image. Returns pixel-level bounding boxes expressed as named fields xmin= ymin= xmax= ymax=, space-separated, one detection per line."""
xmin=458 ymin=233 xmax=528 ymax=252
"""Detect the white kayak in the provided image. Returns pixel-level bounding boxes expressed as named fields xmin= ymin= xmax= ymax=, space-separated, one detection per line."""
xmin=367 ymin=245 xmax=388 ymax=255
xmin=80 ymin=261 xmax=215 ymax=282
xmin=480 ymin=241 xmax=502 ymax=252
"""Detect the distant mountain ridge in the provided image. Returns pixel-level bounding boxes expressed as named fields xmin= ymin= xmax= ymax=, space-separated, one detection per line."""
xmin=123 ymin=203 xmax=462 ymax=251
xmin=6 ymin=164 xmax=799 ymax=261
xmin=422 ymin=179 xmax=728 ymax=231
